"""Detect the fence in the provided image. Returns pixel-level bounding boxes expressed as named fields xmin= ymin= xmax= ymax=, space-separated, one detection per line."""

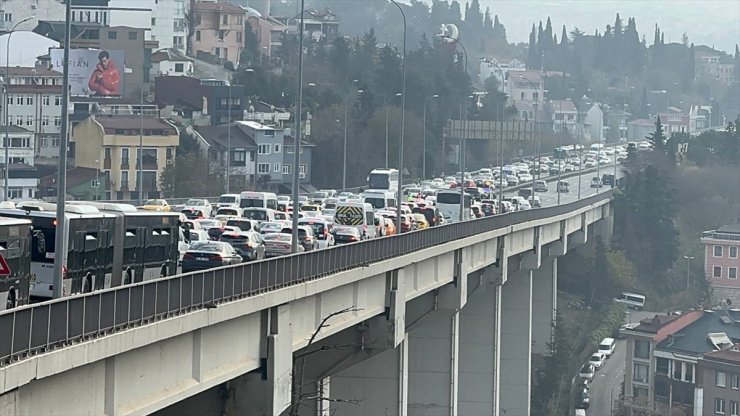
xmin=0 ymin=191 xmax=613 ymax=366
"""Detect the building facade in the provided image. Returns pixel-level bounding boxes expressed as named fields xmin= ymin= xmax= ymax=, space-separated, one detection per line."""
xmin=0 ymin=67 xmax=63 ymax=162
xmin=703 ymin=225 xmax=740 ymax=306
xmin=1 ymin=126 xmax=38 ymax=199
xmin=72 ymin=115 xmax=179 ymax=200
xmin=699 ymin=346 xmax=740 ymax=416
xmin=150 ymin=48 xmax=194 ymax=78
xmin=507 ymin=70 xmax=545 ymax=120
xmin=190 ymin=1 xmax=246 ymax=67
xmin=548 ymin=99 xmax=579 ymax=134
xmin=286 ymin=9 xmax=339 ymax=41
xmin=246 ymin=14 xmax=287 ymax=59
xmin=190 ymin=123 xmax=256 ymax=192
xmin=0 ymin=0 xmax=65 ymax=32
xmin=154 ymin=76 xmax=246 ymax=126
xmin=479 ymin=57 xmax=525 ymax=90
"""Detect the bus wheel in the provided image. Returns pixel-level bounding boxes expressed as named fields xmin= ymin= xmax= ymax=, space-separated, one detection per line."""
xmin=6 ymin=289 xmax=15 ymax=310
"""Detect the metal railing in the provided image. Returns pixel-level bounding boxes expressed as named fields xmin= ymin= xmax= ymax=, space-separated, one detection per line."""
xmin=0 ymin=191 xmax=613 ymax=366
xmin=702 ymin=230 xmax=740 ymax=241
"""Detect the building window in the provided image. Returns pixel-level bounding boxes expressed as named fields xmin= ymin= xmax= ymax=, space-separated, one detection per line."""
xmin=273 ymin=163 xmax=280 ymax=173
xmin=128 ymin=31 xmax=138 ymax=40
xmin=716 ymin=398 xmax=726 ymax=415
xmin=282 ymin=164 xmax=291 ymax=174
xmin=53 ymin=116 xmax=61 ymax=126
xmin=730 ymin=246 xmax=738 ymax=258
xmin=222 ymin=14 xmax=228 ymax=25
xmin=714 ymin=266 xmax=723 ymax=278
xmin=7 ymin=187 xmax=23 ymax=199
xmin=166 ymin=147 xmax=173 ymax=160
xmin=257 ymin=163 xmax=270 ymax=174
xmin=656 ymin=357 xmax=669 ymax=375
xmin=108 ymin=31 xmax=117 ymax=39
xmin=104 ymin=147 xmax=112 ymax=159
xmin=25 ymin=115 xmax=33 ymax=126
xmin=633 ymin=363 xmax=649 ymax=383
xmin=121 ymin=148 xmax=130 ymax=165
xmin=174 ymin=63 xmax=184 ymax=73
xmin=52 ymin=138 xmax=60 ymax=147
xmin=715 ymin=245 xmax=723 ymax=257
xmin=533 ymin=92 xmax=539 ymax=101
xmin=634 ymin=340 xmax=650 ymax=359
xmin=236 ymin=31 xmax=242 ymax=43
xmin=26 ymin=96 xmax=33 ymax=105
xmin=55 ymin=95 xmax=62 ymax=106
xmin=218 ymin=30 xmax=225 ymax=41
xmin=718 ymin=371 xmax=727 ymax=387
xmin=4 ymin=13 xmax=11 ymax=22
xmin=196 ymin=31 xmax=201 ymax=42
xmin=520 ymin=92 xmax=526 ymax=100
xmin=257 ymin=144 xmax=270 ymax=155
xmin=730 ymin=401 xmax=738 ymax=416
xmin=121 ymin=171 xmax=129 ymax=188
xmin=732 ymin=374 xmax=740 ymax=389
xmin=15 ymin=116 xmax=22 ymax=125
xmin=151 ymin=17 xmax=156 ymax=26
xmin=273 ymin=144 xmax=281 ymax=153
xmin=731 ymin=268 xmax=738 ymax=279
xmin=42 ymin=95 xmax=50 ymax=105
xmin=231 ymin=151 xmax=246 ymax=166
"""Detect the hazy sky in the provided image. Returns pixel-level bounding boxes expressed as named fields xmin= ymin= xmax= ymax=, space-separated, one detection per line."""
xmin=447 ymin=0 xmax=740 ymax=53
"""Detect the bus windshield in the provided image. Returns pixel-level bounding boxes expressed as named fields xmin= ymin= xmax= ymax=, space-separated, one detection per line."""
xmin=31 ymin=218 xmax=56 ymax=263
xmin=364 ymin=197 xmax=385 ymax=209
xmin=368 ymin=173 xmax=390 ymax=190
xmin=240 ymin=199 xmax=265 ymax=208
xmin=243 ymin=209 xmax=268 ymax=221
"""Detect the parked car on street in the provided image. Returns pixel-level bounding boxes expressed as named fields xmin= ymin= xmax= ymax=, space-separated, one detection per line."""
xmin=588 ymin=352 xmax=607 ymax=369
xmin=579 ymin=363 xmax=595 ymax=381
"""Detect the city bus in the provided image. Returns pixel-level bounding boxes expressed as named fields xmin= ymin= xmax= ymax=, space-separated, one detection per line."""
xmin=0 ymin=217 xmax=32 ymax=310
xmin=367 ymin=168 xmax=400 ymax=194
xmin=239 ymin=191 xmax=278 ymax=210
xmin=435 ymin=189 xmax=472 ymax=223
xmin=0 ymin=201 xmax=118 ymax=299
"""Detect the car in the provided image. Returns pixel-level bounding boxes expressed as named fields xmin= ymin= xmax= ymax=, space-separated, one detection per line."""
xmin=280 ymin=226 xmax=318 ymax=251
xmin=412 ymin=213 xmax=430 ymax=229
xmin=219 ymin=231 xmax=266 ymax=261
xmin=181 ymin=241 xmax=243 ymax=272
xmin=602 ymin=174 xmax=616 ymax=186
xmin=617 ymin=322 xmax=640 ymax=339
xmin=225 ymin=218 xmax=260 ymax=233
xmin=577 ymin=389 xmax=590 ymax=410
xmin=557 ymin=180 xmax=570 ymax=193
xmin=206 ymin=225 xmax=241 ymax=241
xmin=584 ymin=159 xmax=598 ymax=168
xmin=505 ymin=175 xmax=519 ymax=186
xmin=182 ymin=199 xmax=212 ymax=217
xmin=194 ymin=218 xmax=222 ymax=230
xmin=590 ymin=177 xmax=603 ymax=188
xmin=412 ymin=206 xmax=443 ymax=227
xmin=518 ymin=173 xmax=534 ymax=183
xmin=588 ymin=352 xmax=607 ymax=369
xmin=263 ymin=233 xmax=304 ymax=257
xmin=298 ymin=218 xmax=335 ymax=248
xmin=181 ymin=208 xmax=207 ymax=220
xmin=332 ymin=225 xmax=362 ymax=244
xmin=259 ymin=221 xmax=291 ymax=235
xmin=399 ymin=214 xmax=415 ymax=233
xmin=534 ymin=180 xmax=548 ymax=192
xmin=481 ymin=202 xmax=497 ymax=216
xmin=529 ymin=195 xmax=542 ymax=208
xmin=187 ymin=229 xmax=210 ymax=243
xmin=139 ymin=199 xmax=171 ymax=212
xmin=579 ymin=363 xmax=595 ymax=381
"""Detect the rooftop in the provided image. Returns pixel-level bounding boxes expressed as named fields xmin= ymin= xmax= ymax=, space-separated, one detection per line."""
xmin=94 ymin=115 xmax=177 ymax=132
xmin=192 ymin=124 xmax=256 ymax=149
xmin=237 ymin=120 xmax=280 ymax=131
xmin=703 ymin=343 xmax=740 ymax=366
xmin=194 ymin=1 xmax=245 ymax=13
xmin=549 ymin=99 xmax=577 ymax=113
xmin=0 ymin=67 xmax=61 ymax=76
xmin=656 ymin=309 xmax=740 ymax=356
xmin=151 ymin=48 xmax=193 ymax=63
xmin=718 ymin=224 xmax=740 ymax=234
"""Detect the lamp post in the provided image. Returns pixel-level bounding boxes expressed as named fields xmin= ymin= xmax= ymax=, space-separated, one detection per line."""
xmin=342 ymin=86 xmax=363 ymax=189
xmin=289 ymin=0 xmax=306 ymax=253
xmin=226 ymin=81 xmax=232 ymax=193
xmin=3 ymin=17 xmax=32 ymax=201
xmin=683 ymin=255 xmax=694 ymax=296
xmin=422 ymin=94 xmax=438 ymax=179
xmin=389 ymin=0 xmax=407 ymax=234
xmin=94 ymin=160 xmax=99 ymax=200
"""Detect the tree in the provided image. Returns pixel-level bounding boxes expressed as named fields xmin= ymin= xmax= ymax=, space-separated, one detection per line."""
xmin=646 ymin=115 xmax=666 ymax=151
xmin=527 ymin=24 xmax=538 ymax=69
xmin=492 ymin=15 xmax=506 ymax=42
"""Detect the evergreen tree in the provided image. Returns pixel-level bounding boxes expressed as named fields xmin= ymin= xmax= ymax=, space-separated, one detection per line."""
xmin=492 ymin=15 xmax=507 ymax=42
xmin=527 ymin=24 xmax=538 ymax=69
xmin=483 ymin=7 xmax=493 ymax=36
xmin=430 ymin=0 xmax=450 ymax=28
xmin=646 ymin=116 xmax=666 ymax=150
xmin=639 ymin=86 xmax=649 ymax=118
xmin=543 ymin=17 xmax=554 ymax=51
xmin=560 ymin=25 xmax=568 ymax=46
xmin=449 ymin=1 xmax=462 ymax=23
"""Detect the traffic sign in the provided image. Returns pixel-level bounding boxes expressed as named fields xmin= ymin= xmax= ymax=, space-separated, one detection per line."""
xmin=0 ymin=253 xmax=11 ymax=276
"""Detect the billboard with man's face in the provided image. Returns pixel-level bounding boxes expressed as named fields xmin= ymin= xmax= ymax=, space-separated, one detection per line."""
xmin=50 ymin=48 xmax=125 ymax=97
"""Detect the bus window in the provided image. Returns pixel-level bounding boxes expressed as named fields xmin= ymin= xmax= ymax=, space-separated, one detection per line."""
xmin=32 ymin=230 xmax=46 ymax=255
xmin=436 ymin=192 xmax=460 ymax=204
xmin=266 ymin=199 xmax=277 ymax=210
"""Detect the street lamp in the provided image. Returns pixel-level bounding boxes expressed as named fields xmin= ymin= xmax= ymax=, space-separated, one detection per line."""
xmin=386 ymin=92 xmax=402 ymax=168
xmin=389 ymin=0 xmax=407 ymax=234
xmin=683 ymin=255 xmax=694 ymax=295
xmin=290 ymin=0 xmax=306 ymax=253
xmin=3 ymin=16 xmax=32 ymax=201
xmin=422 ymin=94 xmax=438 ymax=179
xmin=94 ymin=159 xmax=99 ymax=201
xmin=342 ymin=87 xmax=363 ymax=189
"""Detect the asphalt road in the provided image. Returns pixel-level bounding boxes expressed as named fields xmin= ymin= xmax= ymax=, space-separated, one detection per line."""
xmin=587 ymin=310 xmax=656 ymax=416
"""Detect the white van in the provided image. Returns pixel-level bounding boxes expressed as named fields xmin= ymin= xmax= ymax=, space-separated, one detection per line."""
xmin=598 ymin=337 xmax=616 ymax=357
xmin=334 ymin=202 xmax=376 ymax=239
xmin=242 ymin=207 xmax=276 ymax=223
xmin=615 ymin=292 xmax=646 ymax=310
xmin=217 ymin=193 xmax=241 ymax=208
xmin=363 ymin=191 xmax=396 ymax=210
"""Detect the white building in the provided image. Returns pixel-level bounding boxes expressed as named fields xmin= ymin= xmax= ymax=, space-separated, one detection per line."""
xmin=0 ymin=67 xmax=63 ymax=163
xmin=150 ymin=48 xmax=194 ymax=78
xmin=1 ymin=126 xmax=38 ymax=199
xmin=0 ymin=0 xmax=65 ymax=32
xmin=580 ymin=103 xmax=604 ymax=142
xmin=548 ymin=99 xmax=579 ymax=134
xmin=479 ymin=57 xmax=525 ymax=91
xmin=114 ymin=0 xmax=189 ymax=51
xmin=70 ymin=0 xmax=154 ymax=41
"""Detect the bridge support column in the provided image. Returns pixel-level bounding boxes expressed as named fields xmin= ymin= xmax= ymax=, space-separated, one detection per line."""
xmin=498 ymin=269 xmax=532 ymax=416
xmin=328 ymin=333 xmax=408 ymax=416
xmin=531 ymin=257 xmax=558 ymax=356
xmin=592 ymin=214 xmax=614 ymax=247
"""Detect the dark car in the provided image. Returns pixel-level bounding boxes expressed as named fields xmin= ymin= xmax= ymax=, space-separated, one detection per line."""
xmin=602 ymin=173 xmax=616 ymax=186
xmin=219 ymin=231 xmax=266 ymax=261
xmin=481 ymin=202 xmax=497 ymax=216
xmin=332 ymin=226 xmax=362 ymax=244
xmin=181 ymin=241 xmax=243 ymax=272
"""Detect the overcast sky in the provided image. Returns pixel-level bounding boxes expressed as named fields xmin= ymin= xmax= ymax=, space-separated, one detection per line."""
xmin=461 ymin=0 xmax=739 ymax=53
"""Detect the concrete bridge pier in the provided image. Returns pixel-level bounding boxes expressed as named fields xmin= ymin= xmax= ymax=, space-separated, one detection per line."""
xmin=531 ymin=256 xmax=558 ymax=356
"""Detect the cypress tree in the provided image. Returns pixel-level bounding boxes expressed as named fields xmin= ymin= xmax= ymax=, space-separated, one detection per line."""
xmin=646 ymin=116 xmax=666 ymax=151
xmin=483 ymin=7 xmax=493 ymax=36
xmin=561 ymin=25 xmax=568 ymax=46
xmin=492 ymin=15 xmax=507 ymax=42
xmin=527 ymin=24 xmax=538 ymax=69
xmin=544 ymin=17 xmax=554 ymax=50
xmin=639 ymin=86 xmax=649 ymax=118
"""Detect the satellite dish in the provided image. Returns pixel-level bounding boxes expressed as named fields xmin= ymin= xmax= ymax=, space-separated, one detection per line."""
xmin=438 ymin=24 xmax=459 ymax=42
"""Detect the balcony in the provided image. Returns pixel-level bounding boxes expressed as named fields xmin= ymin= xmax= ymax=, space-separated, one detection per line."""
xmin=702 ymin=230 xmax=740 ymax=241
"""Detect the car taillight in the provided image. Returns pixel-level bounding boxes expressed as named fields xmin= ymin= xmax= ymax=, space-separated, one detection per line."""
xmin=349 ymin=236 xmax=358 ymax=241
xmin=183 ymin=253 xmax=195 ymax=260
xmin=209 ymin=254 xmax=223 ymax=261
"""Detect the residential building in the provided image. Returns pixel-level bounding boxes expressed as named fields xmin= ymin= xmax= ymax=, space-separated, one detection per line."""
xmin=548 ymin=99 xmax=579 ymax=135
xmin=190 ymin=123 xmax=257 ymax=192
xmin=246 ymin=14 xmax=287 ymax=59
xmin=695 ymin=46 xmax=736 ymax=86
xmin=244 ymin=100 xmax=290 ymax=127
xmin=628 ymin=119 xmax=655 ymax=141
xmin=604 ymin=107 xmax=631 ymax=143
xmin=72 ymin=115 xmax=179 ymax=200
xmin=0 ymin=66 xmax=63 ymax=162
xmin=34 ymin=22 xmax=158 ymax=99
xmin=698 ymin=344 xmax=740 ymax=416
xmin=146 ymin=0 xmax=189 ymax=51
xmin=281 ymin=135 xmax=313 ymax=192
xmin=479 ymin=57 xmax=526 ymax=90
xmin=150 ymin=48 xmax=194 ymax=78
xmin=0 ymin=126 xmax=38 ymax=199
xmin=236 ymin=121 xmax=283 ymax=190
xmin=0 ymin=0 xmax=65 ymax=32
xmin=155 ymin=76 xmax=246 ymax=126
xmin=656 ymin=107 xmax=695 ymax=135
xmin=579 ymin=101 xmax=604 ymax=142
xmin=622 ymin=311 xmax=705 ymax=416
xmin=703 ymin=225 xmax=740 ymax=306
xmin=285 ymin=9 xmax=339 ymax=41
xmin=506 ymin=70 xmax=545 ymax=119
xmin=38 ymin=167 xmax=110 ymax=201
xmin=190 ymin=1 xmax=246 ymax=67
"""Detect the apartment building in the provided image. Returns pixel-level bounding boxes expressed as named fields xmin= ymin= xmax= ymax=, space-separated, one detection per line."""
xmin=190 ymin=123 xmax=256 ymax=192
xmin=190 ymin=1 xmax=246 ymax=67
xmin=155 ymin=76 xmax=246 ymax=125
xmin=703 ymin=225 xmax=740 ymax=306
xmin=1 ymin=126 xmax=38 ymax=199
xmin=699 ymin=344 xmax=740 ymax=416
xmin=548 ymin=99 xmax=579 ymax=135
xmin=623 ymin=309 xmax=740 ymax=416
xmin=0 ymin=0 xmax=65 ymax=32
xmin=72 ymin=115 xmax=179 ymax=200
xmin=0 ymin=67 xmax=63 ymax=162
xmin=285 ymin=9 xmax=339 ymax=41
xmin=246 ymin=14 xmax=287 ymax=59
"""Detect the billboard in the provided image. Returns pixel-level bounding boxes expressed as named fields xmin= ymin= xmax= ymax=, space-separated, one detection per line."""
xmin=50 ymin=48 xmax=125 ymax=97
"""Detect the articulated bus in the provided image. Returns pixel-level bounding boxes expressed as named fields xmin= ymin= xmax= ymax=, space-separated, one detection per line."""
xmin=435 ymin=189 xmax=472 ymax=223
xmin=0 ymin=218 xmax=32 ymax=310
xmin=0 ymin=201 xmax=182 ymax=300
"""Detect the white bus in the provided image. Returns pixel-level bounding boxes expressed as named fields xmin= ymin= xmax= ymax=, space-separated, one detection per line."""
xmin=367 ymin=168 xmax=400 ymax=194
xmin=435 ymin=189 xmax=472 ymax=223
xmin=239 ymin=191 xmax=278 ymax=210
xmin=0 ymin=217 xmax=32 ymax=310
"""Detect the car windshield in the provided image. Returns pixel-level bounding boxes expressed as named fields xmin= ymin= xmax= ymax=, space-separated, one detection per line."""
xmin=186 ymin=199 xmax=206 ymax=205
xmin=226 ymin=220 xmax=252 ymax=231
xmin=244 ymin=209 xmax=268 ymax=220
xmin=145 ymin=199 xmax=163 ymax=205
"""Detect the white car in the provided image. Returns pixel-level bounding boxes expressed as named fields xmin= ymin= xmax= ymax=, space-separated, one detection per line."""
xmin=182 ymin=198 xmax=212 ymax=218
xmin=579 ymin=364 xmax=595 ymax=380
xmin=584 ymin=159 xmax=598 ymax=168
xmin=518 ymin=173 xmax=534 ymax=183
xmin=588 ymin=352 xmax=607 ymax=370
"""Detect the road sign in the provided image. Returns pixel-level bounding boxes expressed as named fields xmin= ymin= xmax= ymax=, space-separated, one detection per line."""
xmin=0 ymin=253 xmax=11 ymax=276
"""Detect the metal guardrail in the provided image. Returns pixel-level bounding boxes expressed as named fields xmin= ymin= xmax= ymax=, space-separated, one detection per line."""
xmin=0 ymin=190 xmax=613 ymax=367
